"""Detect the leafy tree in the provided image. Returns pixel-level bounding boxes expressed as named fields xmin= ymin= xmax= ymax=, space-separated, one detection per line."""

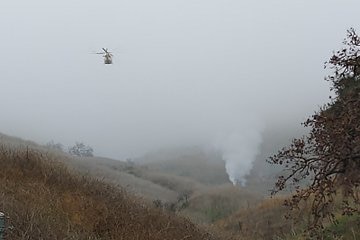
xmin=68 ymin=142 xmax=94 ymax=157
xmin=268 ymin=28 xmax=360 ymax=232
xmin=46 ymin=140 xmax=64 ymax=151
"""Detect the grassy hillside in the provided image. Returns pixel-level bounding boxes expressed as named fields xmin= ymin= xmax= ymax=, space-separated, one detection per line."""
xmin=4 ymin=133 xmax=358 ymax=239
xmin=64 ymin=156 xmax=179 ymax=202
xmin=215 ymin=196 xmax=297 ymax=240
xmin=215 ymin=196 xmax=360 ymax=240
xmin=180 ymin=185 xmax=261 ymax=224
xmin=0 ymin=139 xmax=221 ymax=240
xmin=136 ymin=146 xmax=230 ymax=185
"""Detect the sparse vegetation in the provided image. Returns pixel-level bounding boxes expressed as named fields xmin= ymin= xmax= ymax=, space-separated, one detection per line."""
xmin=68 ymin=142 xmax=94 ymax=157
xmin=269 ymin=28 xmax=360 ymax=235
xmin=0 ymin=141 xmax=221 ymax=240
xmin=180 ymin=185 xmax=261 ymax=224
xmin=137 ymin=147 xmax=230 ymax=185
xmin=323 ymin=215 xmax=360 ymax=240
xmin=215 ymin=196 xmax=297 ymax=240
xmin=46 ymin=140 xmax=64 ymax=152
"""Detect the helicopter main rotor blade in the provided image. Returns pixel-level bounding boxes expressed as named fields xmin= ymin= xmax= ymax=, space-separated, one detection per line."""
xmin=90 ymin=51 xmax=105 ymax=54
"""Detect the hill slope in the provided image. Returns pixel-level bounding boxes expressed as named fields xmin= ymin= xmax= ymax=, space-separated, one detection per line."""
xmin=0 ymin=138 xmax=221 ymax=240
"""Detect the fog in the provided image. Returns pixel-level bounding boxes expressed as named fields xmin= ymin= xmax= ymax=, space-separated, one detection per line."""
xmin=1 ymin=0 xmax=359 ymax=183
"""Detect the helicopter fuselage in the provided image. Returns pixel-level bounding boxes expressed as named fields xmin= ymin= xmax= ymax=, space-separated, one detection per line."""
xmin=103 ymin=53 xmax=113 ymax=64
xmin=104 ymin=55 xmax=112 ymax=64
xmin=95 ymin=48 xmax=113 ymax=64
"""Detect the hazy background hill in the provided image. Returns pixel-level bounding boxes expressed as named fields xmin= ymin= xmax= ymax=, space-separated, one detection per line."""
xmin=0 ymin=121 xmax=304 ymax=202
xmin=135 ymin=146 xmax=230 ymax=185
xmin=246 ymin=122 xmax=306 ymax=194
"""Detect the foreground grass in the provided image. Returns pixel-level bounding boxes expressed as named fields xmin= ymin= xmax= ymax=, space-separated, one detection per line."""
xmin=215 ymin=195 xmax=360 ymax=240
xmin=180 ymin=185 xmax=260 ymax=224
xmin=0 ymin=143 xmax=220 ymax=240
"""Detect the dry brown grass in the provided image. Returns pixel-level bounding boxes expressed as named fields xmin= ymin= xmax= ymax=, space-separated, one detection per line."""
xmin=214 ymin=196 xmax=300 ymax=240
xmin=215 ymin=194 xmax=360 ymax=240
xmin=65 ymin=156 xmax=179 ymax=202
xmin=179 ymin=184 xmax=261 ymax=225
xmin=0 ymin=143 xmax=221 ymax=240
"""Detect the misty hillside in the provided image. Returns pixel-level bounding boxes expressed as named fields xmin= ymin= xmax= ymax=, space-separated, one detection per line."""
xmin=2 ymin=131 xmax=291 ymax=228
xmin=62 ymin=146 xmax=233 ymax=203
xmin=0 ymin=134 xmax=222 ymax=240
xmin=0 ymin=133 xmax=264 ymax=220
xmin=135 ymin=146 xmax=230 ymax=185
xmin=1 ymin=125 xmax=301 ymax=204
xmin=62 ymin=155 xmax=180 ymax=202
xmin=1 ymin=132 xmax=359 ymax=240
xmin=1 ymin=133 xmax=176 ymax=201
xmin=246 ymin=123 xmax=306 ymax=194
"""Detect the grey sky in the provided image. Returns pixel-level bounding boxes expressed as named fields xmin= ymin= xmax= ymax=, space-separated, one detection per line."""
xmin=1 ymin=0 xmax=359 ymax=172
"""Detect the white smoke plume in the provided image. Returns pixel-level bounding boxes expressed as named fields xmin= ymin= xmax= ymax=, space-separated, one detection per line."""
xmin=214 ymin=120 xmax=264 ymax=186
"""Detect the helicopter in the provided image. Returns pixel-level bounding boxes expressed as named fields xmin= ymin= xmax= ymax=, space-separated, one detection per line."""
xmin=96 ymin=48 xmax=113 ymax=64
